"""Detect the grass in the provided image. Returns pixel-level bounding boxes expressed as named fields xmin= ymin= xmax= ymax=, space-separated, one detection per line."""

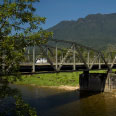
xmin=89 ymin=70 xmax=107 ymax=73
xmin=112 ymin=69 xmax=116 ymax=72
xmin=14 ymin=72 xmax=82 ymax=86
xmin=9 ymin=70 xmax=108 ymax=87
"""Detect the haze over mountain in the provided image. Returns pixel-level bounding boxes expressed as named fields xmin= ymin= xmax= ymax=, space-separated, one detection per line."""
xmin=48 ymin=13 xmax=116 ymax=49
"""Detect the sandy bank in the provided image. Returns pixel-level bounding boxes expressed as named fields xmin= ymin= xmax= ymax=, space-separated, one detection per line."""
xmin=53 ymin=85 xmax=79 ymax=91
xmin=33 ymin=85 xmax=80 ymax=91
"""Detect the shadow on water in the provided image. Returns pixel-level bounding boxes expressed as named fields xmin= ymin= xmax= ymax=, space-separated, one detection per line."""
xmin=10 ymin=84 xmax=104 ymax=116
xmin=37 ymin=90 xmax=100 ymax=112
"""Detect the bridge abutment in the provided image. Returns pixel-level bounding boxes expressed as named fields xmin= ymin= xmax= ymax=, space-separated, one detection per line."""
xmin=104 ymin=73 xmax=116 ymax=92
xmin=79 ymin=71 xmax=116 ymax=92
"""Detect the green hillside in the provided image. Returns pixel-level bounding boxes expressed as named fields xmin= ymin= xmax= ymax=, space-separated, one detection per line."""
xmin=48 ymin=13 xmax=116 ymax=49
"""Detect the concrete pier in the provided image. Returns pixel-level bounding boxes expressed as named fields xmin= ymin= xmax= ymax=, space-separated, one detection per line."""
xmin=79 ymin=71 xmax=116 ymax=92
xmin=104 ymin=73 xmax=116 ymax=92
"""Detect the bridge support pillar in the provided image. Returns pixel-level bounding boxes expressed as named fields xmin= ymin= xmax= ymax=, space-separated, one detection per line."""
xmin=104 ymin=72 xmax=116 ymax=92
xmin=79 ymin=71 xmax=106 ymax=92
xmin=79 ymin=71 xmax=116 ymax=92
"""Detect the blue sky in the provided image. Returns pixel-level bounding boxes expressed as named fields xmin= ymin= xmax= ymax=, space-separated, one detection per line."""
xmin=34 ymin=0 xmax=116 ymax=29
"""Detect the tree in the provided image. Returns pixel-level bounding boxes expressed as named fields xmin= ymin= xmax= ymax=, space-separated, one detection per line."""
xmin=0 ymin=0 xmax=52 ymax=76
xmin=0 ymin=0 xmax=52 ymax=115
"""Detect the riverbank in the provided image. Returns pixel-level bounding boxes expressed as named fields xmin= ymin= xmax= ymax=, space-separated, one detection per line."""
xmin=8 ymin=70 xmax=107 ymax=90
xmin=15 ymin=72 xmax=82 ymax=86
xmin=29 ymin=84 xmax=79 ymax=91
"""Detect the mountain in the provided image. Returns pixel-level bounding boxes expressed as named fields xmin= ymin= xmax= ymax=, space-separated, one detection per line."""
xmin=47 ymin=13 xmax=116 ymax=49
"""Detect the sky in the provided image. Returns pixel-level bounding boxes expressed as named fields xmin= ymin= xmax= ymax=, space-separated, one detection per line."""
xmin=34 ymin=0 xmax=116 ymax=29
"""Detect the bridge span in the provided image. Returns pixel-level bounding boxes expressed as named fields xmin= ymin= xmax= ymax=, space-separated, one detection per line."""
xmin=20 ymin=63 xmax=116 ymax=73
xmin=22 ymin=39 xmax=116 ymax=73
xmin=21 ymin=39 xmax=116 ymax=92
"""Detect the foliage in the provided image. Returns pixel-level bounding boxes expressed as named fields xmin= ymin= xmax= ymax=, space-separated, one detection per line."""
xmin=0 ymin=0 xmax=52 ymax=76
xmin=0 ymin=0 xmax=52 ymax=115
xmin=14 ymin=96 xmax=37 ymax=116
xmin=0 ymin=84 xmax=37 ymax=116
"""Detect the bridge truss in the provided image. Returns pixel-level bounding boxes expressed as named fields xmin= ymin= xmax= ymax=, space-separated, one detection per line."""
xmin=23 ymin=39 xmax=116 ymax=72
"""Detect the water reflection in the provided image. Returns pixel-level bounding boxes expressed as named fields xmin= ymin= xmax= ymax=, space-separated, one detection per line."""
xmin=10 ymin=84 xmax=116 ymax=116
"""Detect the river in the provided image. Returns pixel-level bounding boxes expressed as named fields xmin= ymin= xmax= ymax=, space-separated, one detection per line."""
xmin=10 ymin=84 xmax=116 ymax=116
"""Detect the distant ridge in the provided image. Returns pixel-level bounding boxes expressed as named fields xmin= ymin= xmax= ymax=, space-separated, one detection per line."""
xmin=47 ymin=13 xmax=116 ymax=49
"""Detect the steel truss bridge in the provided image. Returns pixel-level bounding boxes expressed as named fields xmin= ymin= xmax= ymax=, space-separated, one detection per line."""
xmin=20 ymin=39 xmax=116 ymax=72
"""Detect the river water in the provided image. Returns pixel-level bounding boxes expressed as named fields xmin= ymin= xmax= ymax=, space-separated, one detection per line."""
xmin=10 ymin=84 xmax=116 ymax=116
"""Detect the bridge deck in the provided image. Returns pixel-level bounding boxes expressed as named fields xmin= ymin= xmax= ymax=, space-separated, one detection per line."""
xmin=20 ymin=62 xmax=115 ymax=66
xmin=20 ymin=63 xmax=116 ymax=73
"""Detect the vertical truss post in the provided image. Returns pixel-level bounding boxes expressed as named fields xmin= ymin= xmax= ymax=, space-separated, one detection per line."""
xmin=32 ymin=45 xmax=35 ymax=73
xmin=99 ymin=56 xmax=101 ymax=69
xmin=73 ymin=44 xmax=76 ymax=70
xmin=56 ymin=42 xmax=58 ymax=70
